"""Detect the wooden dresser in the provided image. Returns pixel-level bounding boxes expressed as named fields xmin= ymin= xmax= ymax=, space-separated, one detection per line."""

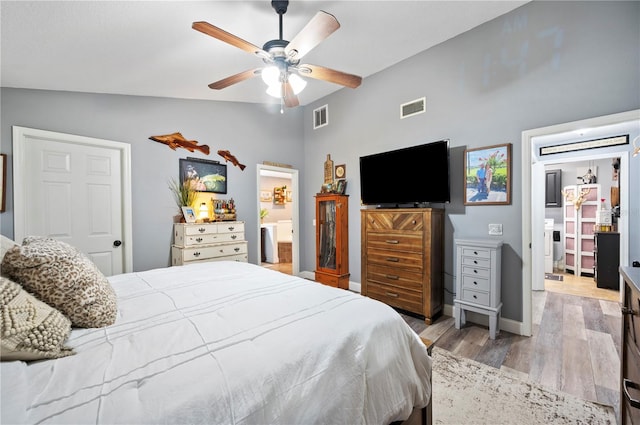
xmin=621 ymin=266 xmax=640 ymax=424
xmin=361 ymin=208 xmax=444 ymax=324
xmin=172 ymin=221 xmax=248 ymax=266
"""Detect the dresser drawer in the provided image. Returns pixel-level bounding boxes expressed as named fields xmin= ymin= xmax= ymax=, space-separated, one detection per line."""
xmin=461 ymin=265 xmax=490 ymax=279
xmin=461 ymin=247 xmax=491 ymax=259
xmin=367 ymin=264 xmax=423 ymax=291
xmin=461 ymin=274 xmax=490 ymax=292
xmin=364 ymin=212 xmax=424 ymax=231
xmin=365 ymin=281 xmax=423 ymax=314
xmin=366 ymin=233 xmax=423 ymax=252
xmin=217 ymin=222 xmax=245 ymax=234
xmin=182 ymin=232 xmax=244 ymax=246
xmin=625 ymin=282 xmax=640 ymax=354
xmin=462 ymin=256 xmax=490 ymax=268
xmin=366 ymin=247 xmax=423 ymax=270
xmin=623 ymin=339 xmax=640 ymax=425
xmin=461 ymin=288 xmax=490 ymax=306
xmin=172 ymin=242 xmax=248 ymax=264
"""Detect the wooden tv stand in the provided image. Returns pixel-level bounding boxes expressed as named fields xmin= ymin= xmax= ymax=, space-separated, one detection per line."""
xmin=361 ymin=207 xmax=445 ymax=324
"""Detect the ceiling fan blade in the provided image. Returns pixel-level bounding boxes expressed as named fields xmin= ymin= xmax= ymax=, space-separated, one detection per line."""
xmin=193 ymin=21 xmax=267 ymax=57
xmin=208 ymin=68 xmax=261 ymax=90
xmin=298 ymin=64 xmax=362 ymax=88
xmin=283 ymin=82 xmax=300 ymax=107
xmin=285 ymin=11 xmax=340 ymax=61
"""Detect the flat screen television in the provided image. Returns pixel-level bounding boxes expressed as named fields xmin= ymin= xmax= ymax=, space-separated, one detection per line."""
xmin=359 ymin=140 xmax=450 ymax=206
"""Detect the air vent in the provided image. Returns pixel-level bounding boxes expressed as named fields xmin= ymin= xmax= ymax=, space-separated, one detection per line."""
xmin=313 ymin=105 xmax=328 ymax=129
xmin=400 ymin=97 xmax=426 ymax=119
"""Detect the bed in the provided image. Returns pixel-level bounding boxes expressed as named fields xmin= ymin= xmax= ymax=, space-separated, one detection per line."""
xmin=1 ymin=258 xmax=432 ymax=424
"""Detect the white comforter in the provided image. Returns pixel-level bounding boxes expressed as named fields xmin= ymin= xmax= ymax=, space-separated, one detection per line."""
xmin=1 ymin=261 xmax=431 ymax=425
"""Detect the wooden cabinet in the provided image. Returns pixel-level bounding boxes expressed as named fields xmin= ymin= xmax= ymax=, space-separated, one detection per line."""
xmin=361 ymin=208 xmax=444 ymax=324
xmin=594 ymin=232 xmax=620 ymax=290
xmin=315 ymin=194 xmax=349 ymax=289
xmin=172 ymin=221 xmax=248 ymax=265
xmin=620 ymin=266 xmax=640 ymax=425
xmin=563 ymin=184 xmax=600 ymax=276
xmin=454 ymin=239 xmax=502 ymax=339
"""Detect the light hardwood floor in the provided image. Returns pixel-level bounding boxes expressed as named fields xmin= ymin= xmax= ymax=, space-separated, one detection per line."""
xmin=404 ymin=287 xmax=622 ymax=419
xmin=544 ymin=270 xmax=620 ymax=302
xmin=261 ymin=261 xmax=292 ymax=275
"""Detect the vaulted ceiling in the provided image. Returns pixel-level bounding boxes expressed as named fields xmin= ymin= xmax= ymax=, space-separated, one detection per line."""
xmin=1 ymin=1 xmax=528 ymax=106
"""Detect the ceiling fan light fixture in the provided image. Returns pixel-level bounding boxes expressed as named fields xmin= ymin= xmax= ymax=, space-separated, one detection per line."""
xmin=261 ymin=66 xmax=281 ymax=86
xmin=288 ymin=73 xmax=307 ymax=95
xmin=266 ymin=83 xmax=282 ymax=98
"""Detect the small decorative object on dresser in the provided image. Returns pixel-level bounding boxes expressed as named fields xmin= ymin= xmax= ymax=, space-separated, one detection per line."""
xmin=361 ymin=208 xmax=445 ymax=324
xmin=454 ymin=239 xmax=502 ymax=339
xmin=620 ymin=266 xmax=640 ymax=425
xmin=172 ymin=221 xmax=248 ymax=265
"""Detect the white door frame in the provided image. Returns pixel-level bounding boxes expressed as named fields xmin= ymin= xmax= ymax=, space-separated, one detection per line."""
xmin=521 ymin=109 xmax=638 ymax=336
xmin=12 ymin=126 xmax=134 ymax=273
xmin=256 ymin=164 xmax=300 ymax=275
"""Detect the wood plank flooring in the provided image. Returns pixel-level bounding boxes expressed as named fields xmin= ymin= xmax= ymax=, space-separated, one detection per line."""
xmin=403 ymin=288 xmax=622 ymax=419
xmin=545 ymin=270 xmax=620 ymax=302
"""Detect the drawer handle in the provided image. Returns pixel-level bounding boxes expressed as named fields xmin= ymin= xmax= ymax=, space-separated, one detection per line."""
xmin=231 ymin=235 xmax=237 ymax=239
xmin=473 ymin=269 xmax=478 ymax=274
xmin=386 ymin=274 xmax=399 ymax=280
xmin=196 ymin=237 xmax=203 ymax=243
xmin=193 ymin=252 xmax=201 ymax=257
xmin=386 ymin=257 xmax=399 ymax=262
xmin=473 ymin=251 xmax=478 ymax=255
xmin=385 ymin=292 xmax=399 ymax=298
xmin=473 ymin=295 xmax=478 ymax=299
xmin=473 ymin=260 xmax=478 ymax=264
xmin=412 ymin=220 xmax=416 ymax=224
xmin=234 ymin=247 xmax=240 ymax=252
xmin=228 ymin=226 xmax=235 ymax=231
xmin=622 ymin=307 xmax=637 ymax=315
xmin=623 ymin=379 xmax=640 ymax=409
xmin=198 ymin=228 xmax=206 ymax=233
xmin=473 ymin=281 xmax=478 ymax=285
xmin=385 ymin=240 xmax=400 ymax=244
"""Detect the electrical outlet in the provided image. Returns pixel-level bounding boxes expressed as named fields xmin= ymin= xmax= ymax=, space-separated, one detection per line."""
xmin=488 ymin=223 xmax=503 ymax=235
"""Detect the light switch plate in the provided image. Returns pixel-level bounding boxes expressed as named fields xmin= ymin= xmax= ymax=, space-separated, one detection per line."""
xmin=488 ymin=223 xmax=503 ymax=235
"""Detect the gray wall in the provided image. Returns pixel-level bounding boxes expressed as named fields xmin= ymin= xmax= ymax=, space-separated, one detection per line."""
xmin=1 ymin=1 xmax=639 ymax=324
xmin=302 ymin=1 xmax=640 ymax=322
xmin=0 ymin=89 xmax=303 ymax=272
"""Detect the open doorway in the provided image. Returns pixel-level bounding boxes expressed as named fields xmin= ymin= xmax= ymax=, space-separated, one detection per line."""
xmin=256 ymin=164 xmax=300 ymax=276
xmin=521 ymin=109 xmax=638 ymax=336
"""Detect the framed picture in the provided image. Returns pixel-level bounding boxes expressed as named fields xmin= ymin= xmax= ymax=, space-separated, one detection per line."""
xmin=335 ymin=164 xmax=346 ymax=179
xmin=181 ymin=206 xmax=197 ymax=223
xmin=0 ymin=154 xmax=6 ymax=213
xmin=273 ymin=187 xmax=285 ymax=205
xmin=179 ymin=157 xmax=227 ymax=194
xmin=463 ymin=143 xmax=511 ymax=206
xmin=260 ymin=190 xmax=273 ymax=202
xmin=335 ymin=179 xmax=347 ymax=195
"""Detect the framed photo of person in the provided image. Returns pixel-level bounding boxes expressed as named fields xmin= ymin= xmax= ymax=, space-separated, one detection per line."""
xmin=463 ymin=143 xmax=511 ymax=206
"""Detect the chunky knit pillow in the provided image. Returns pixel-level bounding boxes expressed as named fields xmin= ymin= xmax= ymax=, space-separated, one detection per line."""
xmin=0 ymin=277 xmax=74 ymax=361
xmin=1 ymin=237 xmax=117 ymax=328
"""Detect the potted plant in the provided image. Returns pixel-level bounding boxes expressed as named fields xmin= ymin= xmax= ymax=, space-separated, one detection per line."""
xmin=260 ymin=208 xmax=269 ymax=223
xmin=169 ymin=178 xmax=197 ymax=222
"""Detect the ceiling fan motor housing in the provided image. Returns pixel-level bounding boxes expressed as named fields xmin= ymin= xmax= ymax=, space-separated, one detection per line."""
xmin=271 ymin=1 xmax=289 ymax=15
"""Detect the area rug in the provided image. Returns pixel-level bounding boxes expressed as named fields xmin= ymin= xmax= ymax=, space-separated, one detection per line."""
xmin=431 ymin=347 xmax=616 ymax=424
xmin=545 ymin=273 xmax=564 ymax=281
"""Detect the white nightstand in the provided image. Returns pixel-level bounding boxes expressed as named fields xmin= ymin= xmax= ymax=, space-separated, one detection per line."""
xmin=454 ymin=239 xmax=503 ymax=339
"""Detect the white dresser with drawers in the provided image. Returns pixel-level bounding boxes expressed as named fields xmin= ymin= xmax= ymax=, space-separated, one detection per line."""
xmin=172 ymin=221 xmax=248 ymax=266
xmin=454 ymin=239 xmax=503 ymax=339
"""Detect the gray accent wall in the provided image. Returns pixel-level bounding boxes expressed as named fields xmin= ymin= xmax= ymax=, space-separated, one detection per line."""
xmin=2 ymin=1 xmax=639 ymax=324
xmin=302 ymin=1 xmax=640 ymax=322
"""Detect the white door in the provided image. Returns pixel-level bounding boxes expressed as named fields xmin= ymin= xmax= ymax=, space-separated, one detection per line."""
xmin=12 ymin=126 xmax=133 ymax=276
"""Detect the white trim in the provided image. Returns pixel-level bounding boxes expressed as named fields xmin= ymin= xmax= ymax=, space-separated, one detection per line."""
xmin=12 ymin=126 xmax=134 ymax=273
xmin=521 ymin=109 xmax=638 ymax=337
xmin=256 ymin=163 xmax=300 ymax=275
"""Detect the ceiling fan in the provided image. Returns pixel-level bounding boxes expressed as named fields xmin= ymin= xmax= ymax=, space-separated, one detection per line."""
xmin=192 ymin=0 xmax=362 ymax=111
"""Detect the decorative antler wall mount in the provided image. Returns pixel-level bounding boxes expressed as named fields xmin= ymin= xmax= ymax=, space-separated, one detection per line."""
xmin=562 ymin=187 xmax=591 ymax=210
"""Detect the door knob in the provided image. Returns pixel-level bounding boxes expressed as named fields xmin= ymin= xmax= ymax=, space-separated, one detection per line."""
xmin=113 ymin=240 xmax=122 ymax=247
